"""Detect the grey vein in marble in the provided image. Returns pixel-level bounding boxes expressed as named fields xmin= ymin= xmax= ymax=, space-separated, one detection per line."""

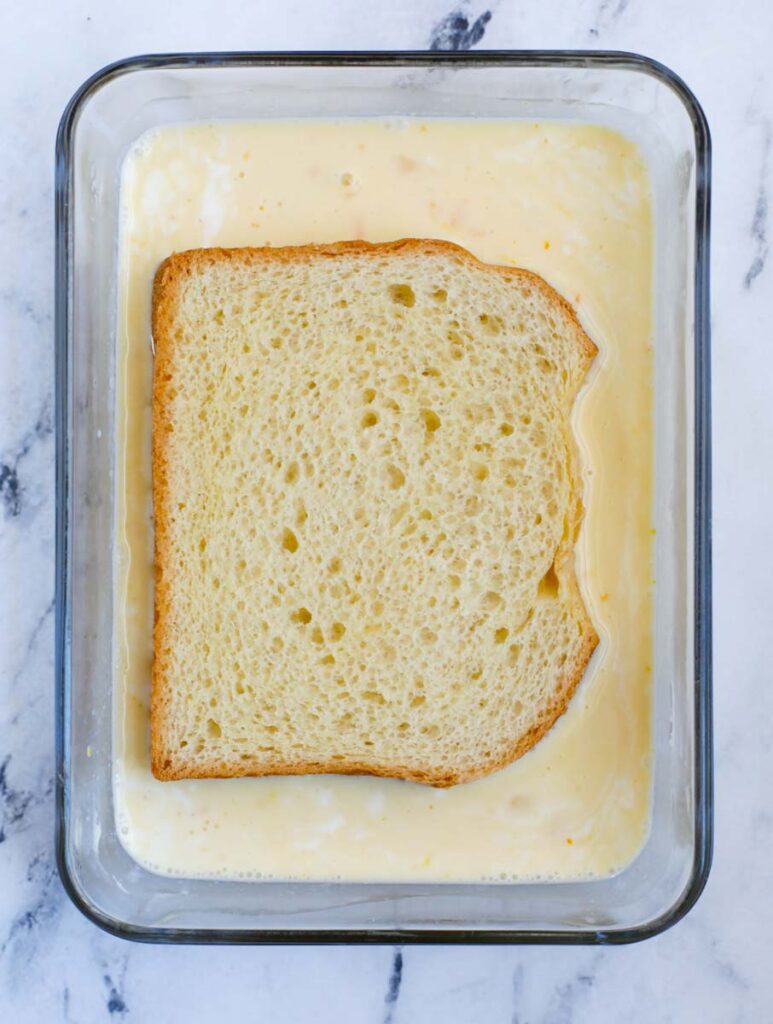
xmin=0 ymin=749 xmax=53 ymax=842
xmin=744 ymin=117 xmax=770 ymax=288
xmin=9 ymin=596 xmax=54 ymax=694
xmin=706 ymin=935 xmax=750 ymax=991
xmin=510 ymin=964 xmax=524 ymax=1024
xmin=429 ymin=5 xmax=492 ymax=50
xmin=545 ymin=962 xmax=598 ymax=1024
xmin=0 ymin=758 xmax=37 ymax=846
xmin=0 ymin=284 xmax=52 ymax=331
xmin=102 ymin=954 xmax=130 ymax=1018
xmin=0 ymin=758 xmax=45 ymax=847
xmin=0 ymin=397 xmax=53 ymax=520
xmin=589 ymin=0 xmax=631 ymax=37
xmin=382 ymin=947 xmax=404 ymax=1024
xmin=1 ymin=850 xmax=63 ymax=975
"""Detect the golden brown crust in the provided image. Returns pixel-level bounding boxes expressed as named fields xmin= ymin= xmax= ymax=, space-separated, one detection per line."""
xmin=153 ymin=625 xmax=598 ymax=786
xmin=152 ymin=238 xmax=597 ymax=360
xmin=150 ymin=239 xmax=598 ymax=785
xmin=150 ymin=258 xmax=180 ymax=779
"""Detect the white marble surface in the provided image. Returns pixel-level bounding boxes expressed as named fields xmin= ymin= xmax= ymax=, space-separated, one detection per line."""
xmin=1 ymin=0 xmax=771 ymax=1020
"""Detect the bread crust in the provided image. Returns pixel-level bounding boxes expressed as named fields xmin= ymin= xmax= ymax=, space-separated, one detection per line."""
xmin=151 ymin=239 xmax=598 ymax=785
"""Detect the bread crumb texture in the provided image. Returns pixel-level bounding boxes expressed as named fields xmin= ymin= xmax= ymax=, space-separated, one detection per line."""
xmin=151 ymin=240 xmax=598 ymax=785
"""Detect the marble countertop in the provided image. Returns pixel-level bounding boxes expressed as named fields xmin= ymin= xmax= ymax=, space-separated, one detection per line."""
xmin=1 ymin=0 xmax=771 ymax=1020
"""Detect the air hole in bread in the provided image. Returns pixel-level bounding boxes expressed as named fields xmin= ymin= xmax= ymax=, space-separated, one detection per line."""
xmin=389 ymin=283 xmax=415 ymax=307
xmin=385 ymin=464 xmax=405 ymax=489
xmin=330 ymin=622 xmax=346 ymax=642
xmin=421 ymin=408 xmax=441 ymax=433
xmin=364 ymin=691 xmax=386 ymax=705
xmin=539 ymin=561 xmax=560 ymax=598
xmin=281 ymin=528 xmax=299 ymax=553
xmin=478 ymin=313 xmax=503 ymax=334
xmin=465 ymin=495 xmax=481 ymax=516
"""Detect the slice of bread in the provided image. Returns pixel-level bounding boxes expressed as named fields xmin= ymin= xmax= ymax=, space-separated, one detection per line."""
xmin=151 ymin=239 xmax=598 ymax=786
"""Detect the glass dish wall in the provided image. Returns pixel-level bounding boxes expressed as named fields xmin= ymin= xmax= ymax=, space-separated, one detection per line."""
xmin=55 ymin=52 xmax=711 ymax=943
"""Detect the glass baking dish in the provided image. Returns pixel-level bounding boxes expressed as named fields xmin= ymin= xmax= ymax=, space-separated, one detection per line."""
xmin=54 ymin=51 xmax=712 ymax=944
